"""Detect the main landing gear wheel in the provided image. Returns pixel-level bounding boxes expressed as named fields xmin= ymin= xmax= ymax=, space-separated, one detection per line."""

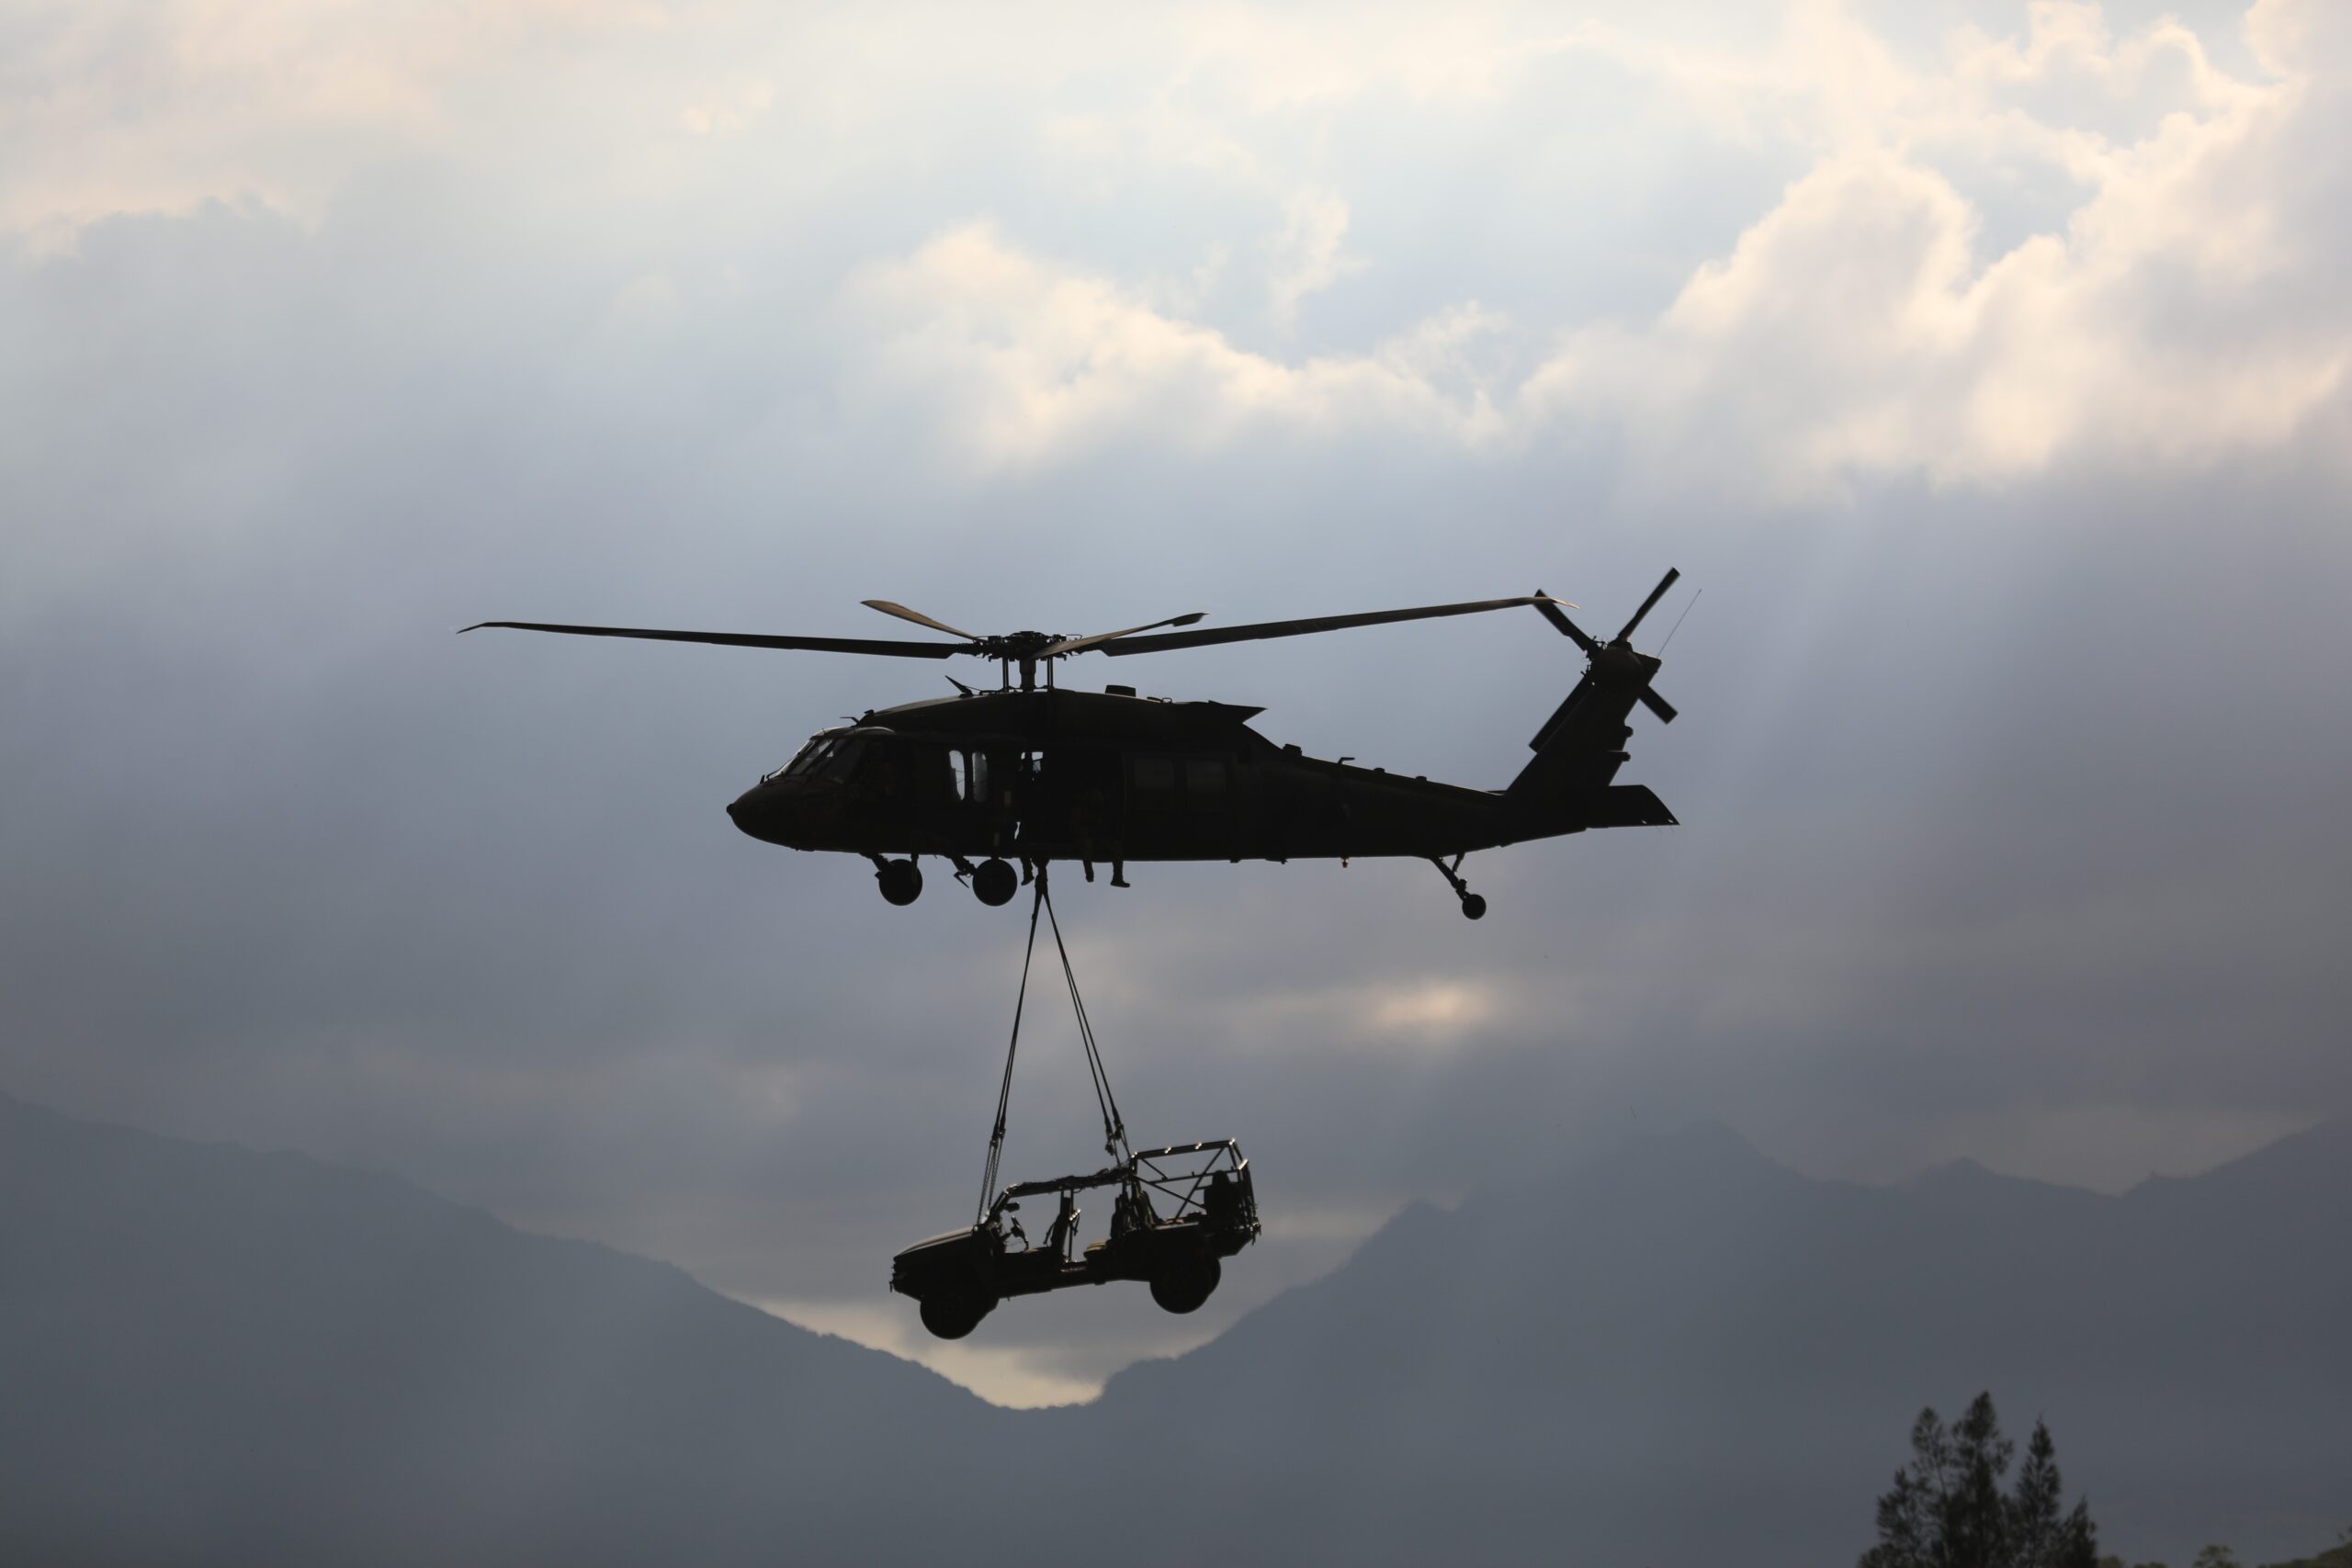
xmin=1430 ymin=855 xmax=1485 ymax=920
xmin=876 ymin=858 xmax=923 ymax=906
xmin=1149 ymin=1256 xmax=1221 ymax=1314
xmin=919 ymin=1292 xmax=990 ymax=1340
xmin=971 ymin=858 xmax=1018 ymax=907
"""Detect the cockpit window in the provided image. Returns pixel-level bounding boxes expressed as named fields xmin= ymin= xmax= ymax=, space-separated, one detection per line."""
xmin=763 ymin=732 xmax=875 ymax=784
xmin=767 ymin=737 xmax=834 ymax=782
xmin=817 ymin=738 xmax=865 ymax=782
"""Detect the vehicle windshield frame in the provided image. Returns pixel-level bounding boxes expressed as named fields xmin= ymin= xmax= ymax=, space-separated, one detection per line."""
xmin=988 ymin=1140 xmax=1250 ymax=1227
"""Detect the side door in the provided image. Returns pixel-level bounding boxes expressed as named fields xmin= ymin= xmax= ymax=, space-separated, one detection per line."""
xmin=1044 ymin=745 xmax=1123 ymax=862
xmin=1177 ymin=754 xmax=1231 ymax=857
xmin=1124 ymin=752 xmax=1232 ymax=858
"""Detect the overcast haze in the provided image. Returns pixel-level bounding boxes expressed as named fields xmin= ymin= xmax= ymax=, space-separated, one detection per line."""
xmin=6 ymin=0 xmax=2349 ymax=1405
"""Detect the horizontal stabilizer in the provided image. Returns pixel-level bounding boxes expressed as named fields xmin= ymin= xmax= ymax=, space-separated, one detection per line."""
xmin=1579 ymin=784 xmax=1677 ymax=829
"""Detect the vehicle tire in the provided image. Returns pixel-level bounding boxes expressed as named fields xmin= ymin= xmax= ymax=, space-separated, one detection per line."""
xmin=971 ymin=858 xmax=1018 ymax=907
xmin=919 ymin=1292 xmax=989 ymax=1339
xmin=876 ymin=859 xmax=923 ymax=906
xmin=1459 ymin=894 xmax=1487 ymax=921
xmin=1148 ymin=1257 xmax=1221 ymax=1314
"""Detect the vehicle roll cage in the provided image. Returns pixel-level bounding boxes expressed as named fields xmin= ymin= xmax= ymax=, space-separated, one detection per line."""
xmin=988 ymin=1139 xmax=1258 ymax=1236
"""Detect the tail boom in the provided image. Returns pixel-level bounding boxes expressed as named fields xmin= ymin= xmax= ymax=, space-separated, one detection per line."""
xmin=1505 ymin=571 xmax=1680 ymax=831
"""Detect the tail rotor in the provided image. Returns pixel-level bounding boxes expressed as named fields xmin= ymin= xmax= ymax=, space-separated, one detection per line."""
xmin=1531 ymin=569 xmax=1681 ymax=728
xmin=1613 ymin=567 xmax=1680 ymax=645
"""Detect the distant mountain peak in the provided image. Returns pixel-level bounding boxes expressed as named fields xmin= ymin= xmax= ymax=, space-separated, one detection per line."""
xmin=1590 ymin=1116 xmax=1777 ymax=1171
xmin=2124 ymin=1116 xmax=2347 ymax=1202
xmin=1909 ymin=1154 xmax=2000 ymax=1182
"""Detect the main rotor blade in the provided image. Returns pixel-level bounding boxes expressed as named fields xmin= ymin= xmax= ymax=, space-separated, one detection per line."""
xmin=1637 ymin=687 xmax=1678 ymax=724
xmin=1532 ymin=589 xmax=1601 ymax=656
xmin=1096 ymin=594 xmax=1572 ymax=658
xmin=860 ymin=606 xmax=978 ymax=649
xmin=1615 ymin=568 xmax=1681 ymax=644
xmin=458 ymin=621 xmax=961 ymax=658
xmin=1040 ymin=613 xmax=1207 ymax=658
xmin=861 ymin=600 xmax=980 ymax=640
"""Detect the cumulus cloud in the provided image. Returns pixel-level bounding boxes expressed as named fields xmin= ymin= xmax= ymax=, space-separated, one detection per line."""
xmin=16 ymin=2 xmax=2347 ymax=498
xmin=765 ymin=1 xmax=2352 ymax=498
xmin=1528 ymin=130 xmax=2348 ymax=496
xmin=1264 ymin=187 xmax=1366 ymax=328
xmin=0 ymin=0 xmax=672 ymax=247
xmin=678 ymin=78 xmax=775 ymax=138
xmin=1570 ymin=0 xmax=2352 ymax=491
xmin=841 ymin=223 xmax=1506 ymax=468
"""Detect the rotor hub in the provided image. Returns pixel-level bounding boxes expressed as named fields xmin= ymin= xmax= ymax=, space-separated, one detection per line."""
xmin=975 ymin=630 xmax=1069 ymax=663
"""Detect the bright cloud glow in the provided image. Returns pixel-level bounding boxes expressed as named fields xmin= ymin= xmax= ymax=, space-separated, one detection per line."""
xmin=10 ymin=1 xmax=2346 ymax=490
xmin=842 ymin=223 xmax=1510 ymax=468
xmin=1265 ymin=187 xmax=1365 ymax=329
xmin=1363 ymin=980 xmax=1500 ymax=1042
xmin=757 ymin=1296 xmax=1112 ymax=1408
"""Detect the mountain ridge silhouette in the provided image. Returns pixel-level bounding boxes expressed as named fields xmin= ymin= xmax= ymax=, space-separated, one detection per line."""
xmin=5 ymin=1089 xmax=2344 ymax=1566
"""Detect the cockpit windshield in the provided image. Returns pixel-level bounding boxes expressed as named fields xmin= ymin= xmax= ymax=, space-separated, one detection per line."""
xmin=770 ymin=736 xmax=834 ymax=782
xmin=765 ymin=735 xmax=866 ymax=784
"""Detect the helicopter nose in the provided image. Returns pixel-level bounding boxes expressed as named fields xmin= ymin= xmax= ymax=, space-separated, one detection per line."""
xmin=728 ymin=778 xmax=808 ymax=846
xmin=727 ymin=783 xmax=772 ymax=836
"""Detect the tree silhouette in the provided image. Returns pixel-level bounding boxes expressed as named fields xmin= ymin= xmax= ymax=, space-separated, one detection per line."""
xmin=1860 ymin=1392 xmax=2098 ymax=1568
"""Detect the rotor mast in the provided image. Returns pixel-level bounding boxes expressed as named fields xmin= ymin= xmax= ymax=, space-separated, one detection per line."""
xmin=985 ymin=631 xmax=1060 ymax=692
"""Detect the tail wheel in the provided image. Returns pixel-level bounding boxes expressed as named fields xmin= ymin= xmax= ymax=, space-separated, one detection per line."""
xmin=971 ymin=858 xmax=1018 ymax=907
xmin=876 ymin=859 xmax=923 ymax=906
xmin=919 ymin=1291 xmax=990 ymax=1339
xmin=1460 ymin=894 xmax=1487 ymax=920
xmin=1148 ymin=1256 xmax=1222 ymax=1314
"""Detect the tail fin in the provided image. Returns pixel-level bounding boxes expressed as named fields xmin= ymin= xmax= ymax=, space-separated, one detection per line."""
xmin=1506 ymin=570 xmax=1680 ymax=822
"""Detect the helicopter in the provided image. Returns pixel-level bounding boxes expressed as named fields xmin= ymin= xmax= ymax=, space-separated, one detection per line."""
xmin=462 ymin=570 xmax=1684 ymax=919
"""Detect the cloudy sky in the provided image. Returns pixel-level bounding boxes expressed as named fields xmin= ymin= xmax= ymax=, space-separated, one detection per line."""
xmin=6 ymin=0 xmax=2348 ymax=1404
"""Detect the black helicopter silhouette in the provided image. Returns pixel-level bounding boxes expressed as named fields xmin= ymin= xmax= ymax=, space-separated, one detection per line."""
xmin=463 ymin=570 xmax=1682 ymax=919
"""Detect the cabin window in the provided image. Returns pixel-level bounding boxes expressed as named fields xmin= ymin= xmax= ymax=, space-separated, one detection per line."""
xmin=951 ymin=749 xmax=991 ymax=803
xmin=1132 ymin=754 xmax=1228 ymax=800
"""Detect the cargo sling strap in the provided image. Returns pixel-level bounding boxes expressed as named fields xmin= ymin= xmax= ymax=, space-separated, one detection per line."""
xmin=977 ymin=869 xmax=1132 ymax=1223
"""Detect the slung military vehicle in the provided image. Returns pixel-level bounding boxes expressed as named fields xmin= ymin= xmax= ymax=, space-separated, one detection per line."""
xmin=890 ymin=1139 xmax=1261 ymax=1339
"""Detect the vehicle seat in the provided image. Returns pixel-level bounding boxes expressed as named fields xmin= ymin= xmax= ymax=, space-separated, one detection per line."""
xmin=1045 ymin=1205 xmax=1080 ymax=1259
